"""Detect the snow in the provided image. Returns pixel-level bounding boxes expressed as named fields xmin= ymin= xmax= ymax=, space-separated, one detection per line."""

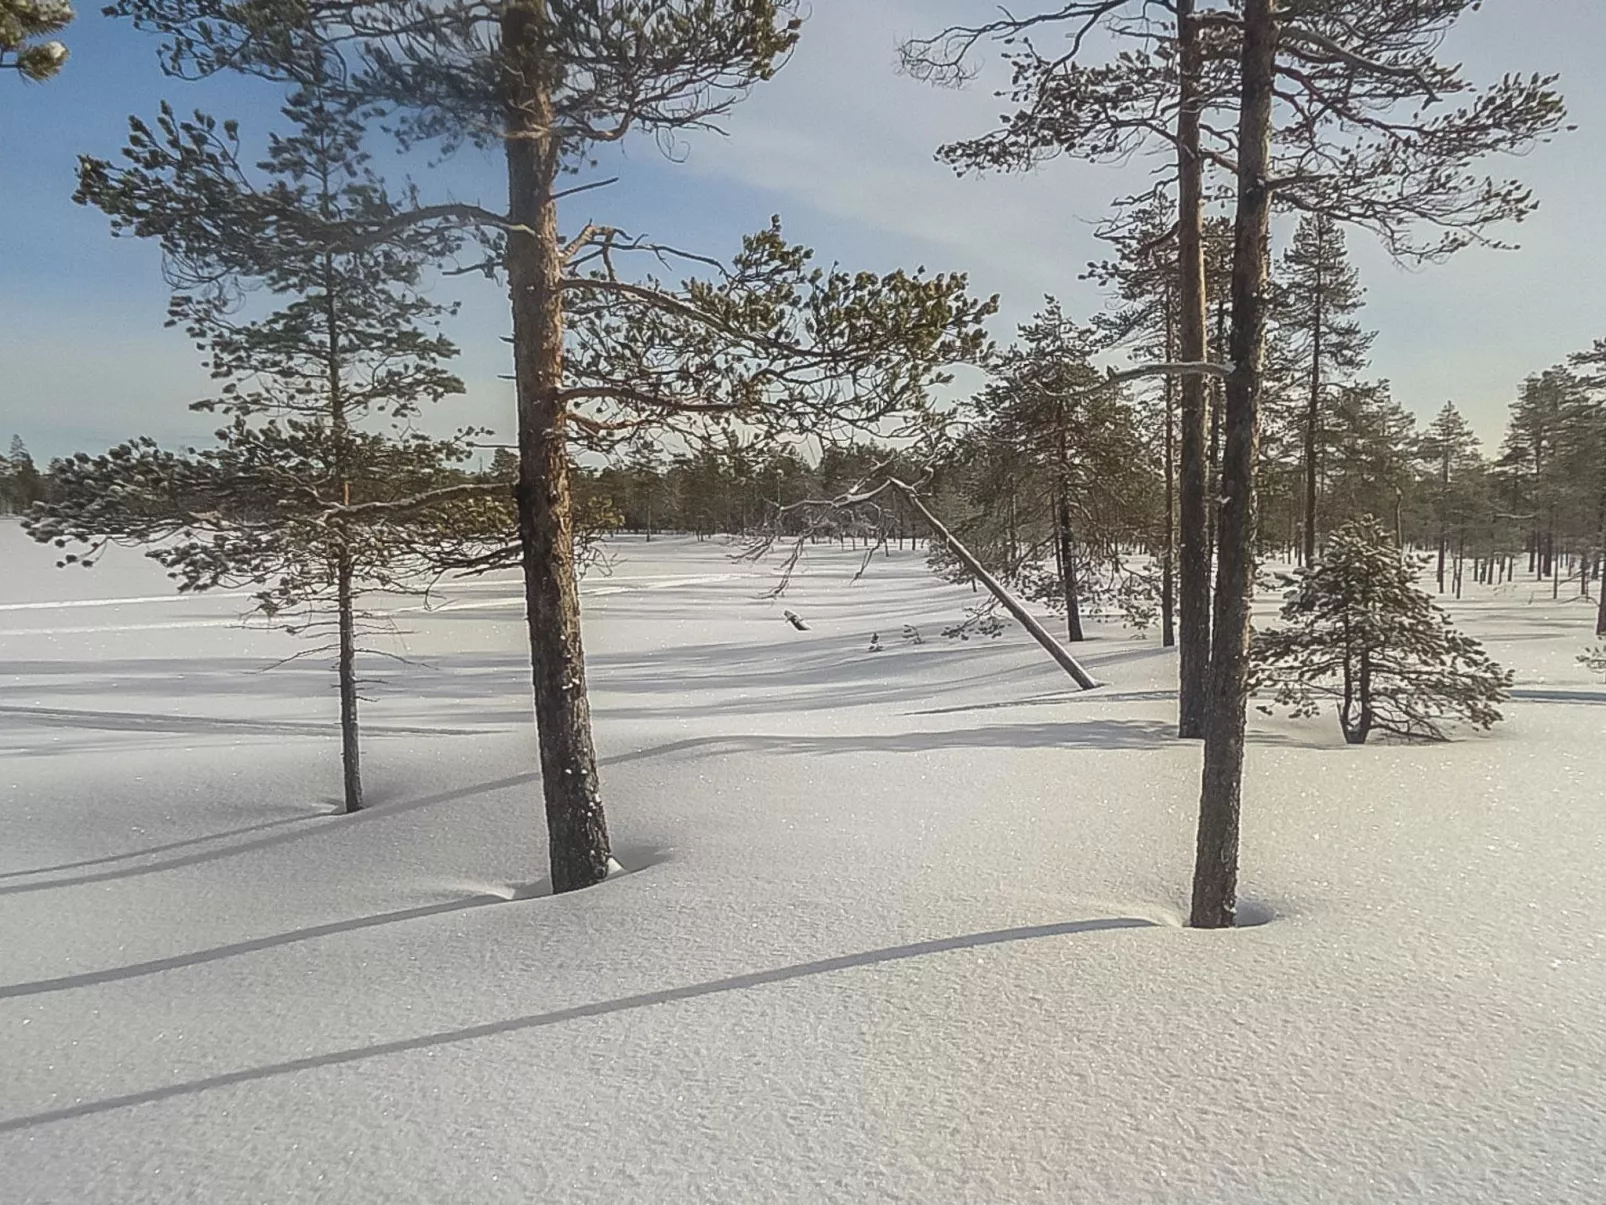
xmin=2 ymin=517 xmax=1604 ymax=1203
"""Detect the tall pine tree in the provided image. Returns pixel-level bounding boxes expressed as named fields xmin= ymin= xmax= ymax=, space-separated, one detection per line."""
xmin=38 ymin=78 xmax=482 ymax=814
xmin=1272 ymin=213 xmax=1375 ymax=566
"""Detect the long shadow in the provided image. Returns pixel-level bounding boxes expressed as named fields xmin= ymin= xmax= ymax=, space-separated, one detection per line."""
xmin=0 ymin=772 xmax=540 ymax=897
xmin=0 ymin=703 xmax=494 ymax=740
xmin=1508 ymin=687 xmax=1606 ymax=705
xmin=909 ymin=687 xmax=1179 ymax=717
xmin=0 ymin=812 xmax=321 ymax=881
xmin=604 ymin=720 xmax=1179 ymax=766
xmin=0 ymin=915 xmax=1153 ymax=1135
xmin=0 ymin=895 xmax=509 ymax=999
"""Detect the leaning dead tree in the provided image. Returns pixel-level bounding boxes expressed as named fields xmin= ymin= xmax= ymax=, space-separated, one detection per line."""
xmin=749 ymin=471 xmax=1100 ymax=691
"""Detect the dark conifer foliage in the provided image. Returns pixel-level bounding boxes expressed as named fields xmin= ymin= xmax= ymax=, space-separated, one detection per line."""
xmin=1253 ymin=517 xmax=1512 ymax=744
xmin=101 ymin=0 xmax=993 ymax=890
xmin=30 ymin=78 xmax=486 ymax=814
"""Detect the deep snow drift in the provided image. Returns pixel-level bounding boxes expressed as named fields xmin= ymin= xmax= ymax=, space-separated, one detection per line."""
xmin=2 ymin=519 xmax=1603 ymax=1203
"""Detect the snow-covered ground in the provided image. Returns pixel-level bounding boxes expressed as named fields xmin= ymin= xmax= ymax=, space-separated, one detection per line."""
xmin=2 ymin=518 xmax=1603 ymax=1203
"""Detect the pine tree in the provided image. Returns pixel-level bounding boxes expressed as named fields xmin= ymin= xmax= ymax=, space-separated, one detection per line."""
xmin=108 ymin=0 xmax=993 ymax=891
xmin=38 ymin=77 xmax=485 ymax=814
xmin=932 ymin=303 xmax=1150 ymax=641
xmin=1568 ymin=337 xmax=1606 ymax=634
xmin=1272 ymin=214 xmax=1375 ymax=565
xmin=1418 ymin=402 xmax=1483 ymax=593
xmin=1 ymin=0 xmax=70 ymax=80
xmin=1500 ymin=369 xmax=1579 ymax=585
xmin=908 ymin=1 xmax=1222 ymax=738
xmin=1253 ymin=516 xmax=1511 ymax=743
xmin=2 ymin=435 xmax=44 ymax=511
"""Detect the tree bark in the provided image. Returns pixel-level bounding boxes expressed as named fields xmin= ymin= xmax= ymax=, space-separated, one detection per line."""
xmin=889 ymin=478 xmax=1098 ymax=690
xmin=1190 ymin=0 xmax=1277 ymax=930
xmin=504 ymin=6 xmax=612 ymax=894
xmin=1175 ymin=0 xmax=1212 ymax=739
xmin=1162 ymin=298 xmax=1177 ymax=648
xmin=1056 ymin=483 xmax=1085 ymax=642
xmin=1436 ymin=446 xmax=1450 ymax=591
xmin=1055 ymin=400 xmax=1085 ymax=643
xmin=1302 ymin=252 xmax=1323 ymax=567
xmin=1597 ymin=495 xmax=1606 ymax=635
xmin=336 ymin=546 xmax=363 ymax=814
xmin=321 ymin=204 xmax=362 ymax=815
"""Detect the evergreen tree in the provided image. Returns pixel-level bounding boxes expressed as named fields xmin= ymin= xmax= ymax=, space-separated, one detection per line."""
xmin=941 ymin=302 xmax=1149 ymax=642
xmin=1253 ymin=516 xmax=1511 ymax=744
xmin=1500 ymin=368 xmax=1578 ymax=585
xmin=1 ymin=435 xmax=44 ymax=512
xmin=107 ymin=0 xmax=993 ymax=891
xmin=1319 ymin=383 xmax=1416 ymax=539
xmin=1 ymin=0 xmax=70 ymax=81
xmin=1418 ymin=402 xmax=1483 ymax=593
xmin=1271 ymin=213 xmax=1374 ymax=564
xmin=906 ymin=1 xmax=1222 ymax=736
xmin=1568 ymin=337 xmax=1606 ymax=634
xmin=38 ymin=78 xmax=484 ymax=814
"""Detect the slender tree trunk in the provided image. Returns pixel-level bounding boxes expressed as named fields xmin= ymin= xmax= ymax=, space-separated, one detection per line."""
xmin=1207 ymin=303 xmax=1225 ymax=563
xmin=1175 ymin=0 xmax=1211 ymax=739
xmin=1597 ymin=497 xmax=1606 ymax=635
xmin=1057 ymin=483 xmax=1085 ymax=642
xmin=1162 ymin=301 xmax=1177 ymax=648
xmin=1437 ymin=453 xmax=1449 ymax=592
xmin=1190 ymin=0 xmax=1276 ymax=930
xmin=1347 ymin=646 xmax=1374 ymax=745
xmin=1055 ymin=402 xmax=1085 ymax=642
xmin=889 ymin=479 xmax=1098 ymax=689
xmin=1302 ymin=256 xmax=1322 ymax=566
xmin=504 ymin=9 xmax=611 ymax=893
xmin=336 ymin=547 xmax=363 ymax=813
xmin=320 ymin=203 xmax=362 ymax=814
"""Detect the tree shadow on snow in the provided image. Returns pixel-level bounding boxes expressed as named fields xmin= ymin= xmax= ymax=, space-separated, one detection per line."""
xmin=0 ymin=843 xmax=671 ymax=1002
xmin=0 ymin=914 xmax=1154 ymax=1135
xmin=603 ymin=720 xmax=1181 ymax=765
xmin=0 ymin=772 xmax=541 ymax=897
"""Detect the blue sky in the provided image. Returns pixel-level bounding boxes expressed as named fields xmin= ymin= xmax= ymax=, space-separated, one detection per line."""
xmin=3 ymin=0 xmax=1603 ymax=464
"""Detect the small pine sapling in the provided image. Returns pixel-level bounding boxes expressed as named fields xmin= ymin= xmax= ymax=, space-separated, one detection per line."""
xmin=1252 ymin=517 xmax=1513 ymax=744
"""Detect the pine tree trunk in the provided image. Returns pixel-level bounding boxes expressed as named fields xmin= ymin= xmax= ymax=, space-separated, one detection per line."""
xmin=1597 ymin=496 xmax=1606 ymax=635
xmin=1302 ymin=255 xmax=1322 ymax=567
xmin=1162 ymin=305 xmax=1177 ymax=649
xmin=1436 ymin=449 xmax=1450 ymax=591
xmin=1348 ymin=646 xmax=1374 ymax=745
xmin=336 ymin=546 xmax=363 ymax=814
xmin=504 ymin=9 xmax=612 ymax=894
xmin=1175 ymin=0 xmax=1211 ymax=739
xmin=1190 ymin=0 xmax=1276 ymax=930
xmin=1057 ymin=483 xmax=1085 ymax=642
xmin=1207 ymin=320 xmax=1224 ymax=562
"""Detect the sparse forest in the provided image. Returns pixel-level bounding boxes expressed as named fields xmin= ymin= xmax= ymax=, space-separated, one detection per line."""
xmin=14 ymin=0 xmax=1594 ymax=920
xmin=6 ymin=1 xmax=1606 ymax=1198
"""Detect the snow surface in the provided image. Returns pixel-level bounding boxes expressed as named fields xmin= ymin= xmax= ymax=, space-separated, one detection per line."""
xmin=2 ymin=518 xmax=1603 ymax=1203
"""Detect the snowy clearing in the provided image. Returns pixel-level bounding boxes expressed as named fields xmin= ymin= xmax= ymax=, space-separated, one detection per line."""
xmin=2 ymin=519 xmax=1603 ymax=1203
